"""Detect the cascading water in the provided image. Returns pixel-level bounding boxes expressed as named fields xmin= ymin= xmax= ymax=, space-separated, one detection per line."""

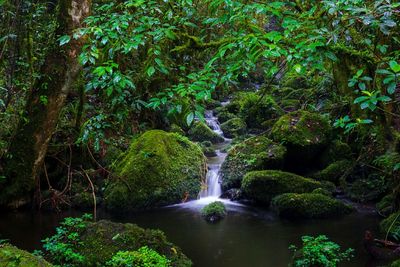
xmin=198 ymin=110 xmax=230 ymax=201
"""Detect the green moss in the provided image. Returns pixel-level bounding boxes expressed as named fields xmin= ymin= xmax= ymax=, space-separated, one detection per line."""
xmin=220 ymin=118 xmax=247 ymax=138
xmin=201 ymin=201 xmax=227 ymax=223
xmin=271 ymin=111 xmax=331 ymax=168
xmin=169 ymin=124 xmax=185 ymax=136
xmin=220 ymin=135 xmax=286 ymax=190
xmin=199 ymin=141 xmax=217 ymax=157
xmin=312 ymin=160 xmax=354 ymax=184
xmin=77 ymin=220 xmax=191 ymax=266
xmin=105 ymin=130 xmax=206 ymax=211
xmin=0 ymin=244 xmax=53 ymax=266
xmin=272 ymin=193 xmax=353 ymax=219
xmin=346 ymin=174 xmax=387 ymax=202
xmin=272 ymin=110 xmax=331 ymax=148
xmin=241 ymin=170 xmax=322 ymax=205
xmin=188 ymin=121 xmax=224 ymax=144
xmin=319 ymin=140 xmax=353 ymax=167
xmin=217 ymin=110 xmax=237 ymax=124
xmin=312 ymin=188 xmax=332 ymax=196
xmin=391 ymin=259 xmax=400 ymax=267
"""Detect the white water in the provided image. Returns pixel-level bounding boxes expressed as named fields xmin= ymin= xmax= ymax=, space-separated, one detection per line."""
xmin=173 ymin=106 xmax=246 ymax=210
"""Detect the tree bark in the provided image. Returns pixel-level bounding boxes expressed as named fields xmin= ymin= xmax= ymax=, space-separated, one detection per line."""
xmin=0 ymin=0 xmax=91 ymax=208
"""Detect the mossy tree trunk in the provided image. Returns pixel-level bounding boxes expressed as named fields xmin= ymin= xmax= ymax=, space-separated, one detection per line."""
xmin=0 ymin=0 xmax=91 ymax=207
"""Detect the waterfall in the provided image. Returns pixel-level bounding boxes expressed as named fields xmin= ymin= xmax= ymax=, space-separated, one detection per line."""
xmin=199 ymin=110 xmax=229 ymax=199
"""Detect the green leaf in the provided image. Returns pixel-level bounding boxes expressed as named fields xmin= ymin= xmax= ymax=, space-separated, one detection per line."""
xmin=147 ymin=66 xmax=156 ymax=77
xmin=58 ymin=35 xmax=71 ymax=46
xmin=186 ymin=112 xmax=195 ymax=126
xmin=389 ymin=61 xmax=400 ymax=73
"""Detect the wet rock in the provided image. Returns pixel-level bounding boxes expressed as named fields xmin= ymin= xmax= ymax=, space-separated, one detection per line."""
xmin=201 ymin=201 xmax=227 ymax=223
xmin=220 ymin=118 xmax=247 ymax=138
xmin=0 ymin=244 xmax=53 ymax=266
xmin=272 ymin=193 xmax=353 ymax=219
xmin=241 ymin=170 xmax=321 ymax=205
xmin=188 ymin=121 xmax=224 ymax=144
xmin=220 ymin=188 xmax=242 ymax=201
xmin=220 ymin=135 xmax=286 ymax=190
xmin=105 ymin=130 xmax=206 ymax=211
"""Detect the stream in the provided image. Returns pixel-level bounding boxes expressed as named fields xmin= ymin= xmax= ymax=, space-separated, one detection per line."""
xmin=0 ymin=108 xmax=386 ymax=267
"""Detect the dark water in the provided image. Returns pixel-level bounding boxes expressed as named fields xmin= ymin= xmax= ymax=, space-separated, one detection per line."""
xmin=0 ymin=204 xmax=387 ymax=267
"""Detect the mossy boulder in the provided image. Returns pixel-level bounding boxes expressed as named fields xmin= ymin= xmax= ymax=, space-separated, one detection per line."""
xmin=0 ymin=244 xmax=53 ymax=267
xmin=216 ymin=110 xmax=237 ymax=124
xmin=281 ymin=73 xmax=310 ymax=89
xmin=105 ymin=130 xmax=206 ymax=211
xmin=220 ymin=136 xmax=286 ymax=190
xmin=271 ymin=110 xmax=331 ymax=168
xmin=272 ymin=193 xmax=353 ymax=219
xmin=220 ymin=118 xmax=247 ymax=138
xmin=241 ymin=170 xmax=322 ymax=205
xmin=319 ymin=140 xmax=352 ymax=167
xmin=345 ymin=174 xmax=387 ymax=202
xmin=188 ymin=121 xmax=224 ymax=144
xmin=199 ymin=141 xmax=217 ymax=157
xmin=78 ymin=220 xmax=191 ymax=266
xmin=312 ymin=160 xmax=354 ymax=184
xmin=201 ymin=201 xmax=227 ymax=223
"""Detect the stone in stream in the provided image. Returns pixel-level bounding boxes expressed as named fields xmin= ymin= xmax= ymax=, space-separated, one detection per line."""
xmin=187 ymin=121 xmax=224 ymax=144
xmin=241 ymin=170 xmax=322 ymax=205
xmin=220 ymin=135 xmax=286 ymax=190
xmin=104 ymin=130 xmax=206 ymax=212
xmin=271 ymin=193 xmax=353 ymax=219
xmin=201 ymin=201 xmax=227 ymax=223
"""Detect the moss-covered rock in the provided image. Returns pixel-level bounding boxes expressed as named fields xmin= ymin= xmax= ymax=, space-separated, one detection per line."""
xmin=217 ymin=110 xmax=237 ymax=124
xmin=0 ymin=244 xmax=53 ymax=266
xmin=78 ymin=220 xmax=191 ymax=266
xmin=281 ymin=73 xmax=310 ymax=89
xmin=346 ymin=174 xmax=387 ymax=202
xmin=105 ymin=130 xmax=206 ymax=211
xmin=220 ymin=118 xmax=247 ymax=138
xmin=241 ymin=170 xmax=322 ymax=205
xmin=271 ymin=110 xmax=331 ymax=168
xmin=201 ymin=201 xmax=227 ymax=223
xmin=272 ymin=193 xmax=353 ymax=219
xmin=188 ymin=121 xmax=224 ymax=144
xmin=220 ymin=136 xmax=286 ymax=190
xmin=199 ymin=141 xmax=217 ymax=157
xmin=312 ymin=160 xmax=354 ymax=184
xmin=319 ymin=140 xmax=353 ymax=167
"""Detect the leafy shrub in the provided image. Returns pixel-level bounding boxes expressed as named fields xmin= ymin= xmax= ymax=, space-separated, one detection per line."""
xmin=289 ymin=235 xmax=354 ymax=267
xmin=107 ymin=246 xmax=171 ymax=267
xmin=41 ymin=214 xmax=92 ymax=266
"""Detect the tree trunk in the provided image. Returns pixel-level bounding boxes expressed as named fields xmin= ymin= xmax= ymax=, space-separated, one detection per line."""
xmin=0 ymin=0 xmax=91 ymax=208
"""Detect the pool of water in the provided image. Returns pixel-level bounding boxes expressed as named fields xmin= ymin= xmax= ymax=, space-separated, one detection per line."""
xmin=0 ymin=203 xmax=386 ymax=267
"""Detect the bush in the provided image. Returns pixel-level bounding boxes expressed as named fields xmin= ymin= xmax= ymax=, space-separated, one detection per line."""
xmin=41 ymin=215 xmax=192 ymax=266
xmin=201 ymin=201 xmax=227 ymax=223
xmin=107 ymin=247 xmax=171 ymax=267
xmin=241 ymin=170 xmax=321 ymax=205
xmin=289 ymin=235 xmax=354 ymax=267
